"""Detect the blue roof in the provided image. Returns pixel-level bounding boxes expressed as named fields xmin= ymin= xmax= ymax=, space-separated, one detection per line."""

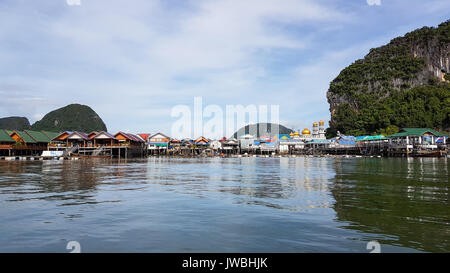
xmin=306 ymin=139 xmax=330 ymax=144
xmin=329 ymin=135 xmax=356 ymax=145
xmin=280 ymin=139 xmax=303 ymax=143
xmin=278 ymin=134 xmax=290 ymax=140
xmin=338 ymin=140 xmax=356 ymax=145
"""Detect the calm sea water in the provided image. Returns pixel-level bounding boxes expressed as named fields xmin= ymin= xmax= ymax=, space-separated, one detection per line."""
xmin=0 ymin=157 xmax=448 ymax=253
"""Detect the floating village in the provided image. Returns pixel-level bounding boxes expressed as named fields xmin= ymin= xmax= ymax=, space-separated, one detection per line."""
xmin=0 ymin=121 xmax=448 ymax=160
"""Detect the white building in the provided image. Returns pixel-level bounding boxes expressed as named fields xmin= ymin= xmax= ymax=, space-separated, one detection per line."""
xmin=210 ymin=140 xmax=222 ymax=150
xmin=239 ymin=134 xmax=256 ymax=150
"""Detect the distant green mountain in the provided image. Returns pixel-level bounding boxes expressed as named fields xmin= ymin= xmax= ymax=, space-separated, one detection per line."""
xmin=327 ymin=20 xmax=450 ymax=137
xmin=0 ymin=116 xmax=31 ymax=130
xmin=31 ymin=104 xmax=107 ymax=133
xmin=232 ymin=123 xmax=293 ymax=138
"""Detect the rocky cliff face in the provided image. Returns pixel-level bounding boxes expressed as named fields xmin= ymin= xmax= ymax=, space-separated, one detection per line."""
xmin=327 ymin=20 xmax=450 ymax=136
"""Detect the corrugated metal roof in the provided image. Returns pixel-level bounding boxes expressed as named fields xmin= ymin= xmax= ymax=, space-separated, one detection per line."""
xmin=25 ymin=130 xmax=51 ymax=143
xmin=88 ymin=131 xmax=99 ymax=139
xmin=389 ymin=128 xmax=446 ymax=137
xmin=42 ymin=131 xmax=61 ymax=140
xmin=306 ymin=139 xmax=330 ymax=144
xmin=115 ymin=132 xmax=131 ymax=141
xmin=195 ymin=136 xmax=209 ymax=143
xmin=114 ymin=132 xmax=144 ymax=142
xmin=0 ymin=130 xmax=14 ymax=142
xmin=153 ymin=143 xmax=168 ymax=147
xmin=356 ymin=135 xmax=388 ymax=141
xmin=12 ymin=131 xmax=37 ymax=143
xmin=137 ymin=133 xmax=150 ymax=142
xmin=126 ymin=133 xmax=144 ymax=142
xmin=52 ymin=131 xmax=72 ymax=141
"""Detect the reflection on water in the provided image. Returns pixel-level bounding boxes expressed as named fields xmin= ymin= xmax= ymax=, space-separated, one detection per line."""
xmin=143 ymin=157 xmax=334 ymax=211
xmin=331 ymin=157 xmax=449 ymax=253
xmin=0 ymin=157 xmax=448 ymax=252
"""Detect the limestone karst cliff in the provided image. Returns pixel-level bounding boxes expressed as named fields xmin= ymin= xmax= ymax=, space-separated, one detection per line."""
xmin=327 ymin=20 xmax=450 ymax=136
xmin=31 ymin=104 xmax=107 ymax=133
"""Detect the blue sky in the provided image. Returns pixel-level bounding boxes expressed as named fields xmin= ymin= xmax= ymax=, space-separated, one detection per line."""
xmin=0 ymin=0 xmax=449 ymax=136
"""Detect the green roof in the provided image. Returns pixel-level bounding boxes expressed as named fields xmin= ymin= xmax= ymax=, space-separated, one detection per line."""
xmin=25 ymin=130 xmax=52 ymax=143
xmin=42 ymin=131 xmax=61 ymax=140
xmin=356 ymin=135 xmax=388 ymax=141
xmin=13 ymin=131 xmax=37 ymax=143
xmin=151 ymin=143 xmax=168 ymax=147
xmin=0 ymin=130 xmax=14 ymax=142
xmin=389 ymin=128 xmax=447 ymax=137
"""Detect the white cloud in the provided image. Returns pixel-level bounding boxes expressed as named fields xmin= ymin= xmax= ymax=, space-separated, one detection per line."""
xmin=1 ymin=0 xmax=445 ymax=135
xmin=66 ymin=0 xmax=81 ymax=6
xmin=367 ymin=0 xmax=382 ymax=6
xmin=0 ymin=0 xmax=349 ymax=133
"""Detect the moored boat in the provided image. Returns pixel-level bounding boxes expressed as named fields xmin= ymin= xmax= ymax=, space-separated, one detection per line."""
xmin=415 ymin=150 xmax=446 ymax=157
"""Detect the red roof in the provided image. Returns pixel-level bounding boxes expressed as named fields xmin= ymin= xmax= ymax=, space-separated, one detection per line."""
xmin=137 ymin=133 xmax=150 ymax=142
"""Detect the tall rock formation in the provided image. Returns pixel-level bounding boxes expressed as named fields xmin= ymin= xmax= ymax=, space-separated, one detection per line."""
xmin=327 ymin=20 xmax=450 ymax=136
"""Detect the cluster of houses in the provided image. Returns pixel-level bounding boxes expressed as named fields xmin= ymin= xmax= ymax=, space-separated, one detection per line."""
xmin=0 ymin=125 xmax=448 ymax=158
xmin=0 ymin=130 xmax=148 ymax=158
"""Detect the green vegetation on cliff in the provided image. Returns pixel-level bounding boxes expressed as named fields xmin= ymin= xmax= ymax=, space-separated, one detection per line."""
xmin=328 ymin=83 xmax=450 ymax=137
xmin=0 ymin=117 xmax=31 ymax=131
xmin=329 ymin=49 xmax=425 ymax=97
xmin=31 ymin=104 xmax=107 ymax=133
xmin=327 ymin=20 xmax=450 ymax=136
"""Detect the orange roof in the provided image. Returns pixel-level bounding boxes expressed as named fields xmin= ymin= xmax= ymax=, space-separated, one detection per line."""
xmin=53 ymin=131 xmax=71 ymax=141
xmin=194 ymin=136 xmax=209 ymax=144
xmin=137 ymin=133 xmax=150 ymax=142
xmin=88 ymin=131 xmax=99 ymax=139
xmin=114 ymin=132 xmax=144 ymax=142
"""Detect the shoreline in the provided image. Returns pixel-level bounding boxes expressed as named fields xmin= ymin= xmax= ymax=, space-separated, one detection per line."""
xmin=1 ymin=154 xmax=448 ymax=161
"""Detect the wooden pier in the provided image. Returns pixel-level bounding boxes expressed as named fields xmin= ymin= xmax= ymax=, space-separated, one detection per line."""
xmin=319 ymin=143 xmax=448 ymax=157
xmin=48 ymin=145 xmax=147 ymax=159
xmin=0 ymin=156 xmax=79 ymax=161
